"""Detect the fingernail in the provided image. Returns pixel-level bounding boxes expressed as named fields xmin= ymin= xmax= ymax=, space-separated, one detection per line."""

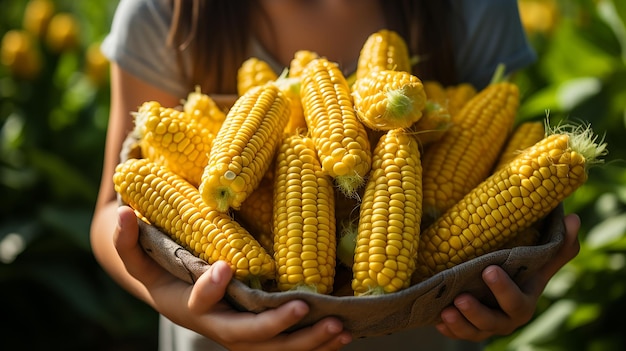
xmin=291 ymin=301 xmax=308 ymax=318
xmin=211 ymin=262 xmax=225 ymax=284
xmin=455 ymin=297 xmax=469 ymax=311
xmin=483 ymin=266 xmax=498 ymax=284
xmin=327 ymin=322 xmax=341 ymax=334
xmin=339 ymin=334 xmax=352 ymax=345
xmin=441 ymin=310 xmax=455 ymax=323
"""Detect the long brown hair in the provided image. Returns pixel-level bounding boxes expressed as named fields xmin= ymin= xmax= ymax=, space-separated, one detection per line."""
xmin=168 ymin=0 xmax=457 ymax=95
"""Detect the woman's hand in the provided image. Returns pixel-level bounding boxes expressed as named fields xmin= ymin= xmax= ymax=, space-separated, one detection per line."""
xmin=115 ymin=205 xmax=352 ymax=351
xmin=434 ymin=213 xmax=581 ymax=342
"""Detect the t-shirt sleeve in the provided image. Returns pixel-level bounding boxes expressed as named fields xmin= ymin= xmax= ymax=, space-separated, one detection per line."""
xmin=101 ymin=0 xmax=189 ymax=98
xmin=450 ymin=0 xmax=537 ymax=89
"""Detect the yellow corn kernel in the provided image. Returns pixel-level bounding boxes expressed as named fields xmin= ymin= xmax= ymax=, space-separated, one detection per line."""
xmin=200 ymin=83 xmax=290 ymax=212
xmin=494 ymin=120 xmax=546 ymax=171
xmin=410 ymin=100 xmax=452 ymax=146
xmin=236 ymin=175 xmax=274 ymax=254
xmin=288 ymin=50 xmax=320 ymax=79
xmin=355 ymin=29 xmax=411 ymax=81
xmin=182 ymin=86 xmax=226 ymax=136
xmin=237 ymin=57 xmax=278 ymax=96
xmin=445 ymin=83 xmax=477 ymax=117
xmin=113 ymin=158 xmax=276 ymax=286
xmin=414 ymin=125 xmax=607 ymax=281
xmin=351 ymin=70 xmax=427 ymax=131
xmin=421 ymin=82 xmax=519 ymax=222
xmin=300 ymin=57 xmax=372 ymax=197
xmin=133 ymin=101 xmax=213 ymax=187
xmin=273 ymin=134 xmax=336 ymax=294
xmin=352 ymin=129 xmax=423 ymax=295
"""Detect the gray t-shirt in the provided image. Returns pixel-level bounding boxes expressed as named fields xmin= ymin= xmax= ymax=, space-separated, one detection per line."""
xmin=102 ymin=0 xmax=536 ymax=98
xmin=102 ymin=1 xmax=536 ymax=350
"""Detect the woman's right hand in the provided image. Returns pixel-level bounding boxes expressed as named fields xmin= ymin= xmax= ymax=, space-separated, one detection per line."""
xmin=115 ymin=205 xmax=353 ymax=351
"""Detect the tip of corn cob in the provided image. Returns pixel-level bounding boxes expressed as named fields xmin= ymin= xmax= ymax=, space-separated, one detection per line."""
xmin=548 ymin=121 xmax=608 ymax=168
xmin=335 ymin=173 xmax=365 ymax=199
xmin=337 ymin=221 xmax=358 ymax=268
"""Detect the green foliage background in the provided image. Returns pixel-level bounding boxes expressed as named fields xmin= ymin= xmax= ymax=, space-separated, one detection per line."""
xmin=1 ymin=1 xmax=158 ymax=350
xmin=0 ymin=0 xmax=624 ymax=350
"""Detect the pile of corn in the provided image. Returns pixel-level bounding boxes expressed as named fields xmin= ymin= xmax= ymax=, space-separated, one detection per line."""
xmin=113 ymin=29 xmax=607 ymax=295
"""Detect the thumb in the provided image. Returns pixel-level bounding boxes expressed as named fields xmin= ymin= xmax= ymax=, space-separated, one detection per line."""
xmin=114 ymin=205 xmax=139 ymax=251
xmin=188 ymin=261 xmax=234 ymax=313
xmin=115 ymin=205 xmax=163 ymax=280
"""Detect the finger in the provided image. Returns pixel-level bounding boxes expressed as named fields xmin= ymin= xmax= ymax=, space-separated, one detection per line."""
xmin=114 ymin=205 xmax=139 ymax=250
xmin=115 ymin=206 xmax=169 ymax=283
xmin=305 ymin=318 xmax=352 ymax=351
xmin=279 ymin=317 xmax=351 ymax=351
xmin=213 ymin=301 xmax=350 ymax=350
xmin=188 ymin=261 xmax=233 ymax=313
xmin=481 ymin=266 xmax=534 ymax=324
xmin=237 ymin=300 xmax=311 ymax=341
xmin=437 ymin=304 xmax=488 ymax=342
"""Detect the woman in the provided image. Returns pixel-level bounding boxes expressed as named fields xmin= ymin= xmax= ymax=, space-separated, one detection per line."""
xmin=90 ymin=1 xmax=581 ymax=350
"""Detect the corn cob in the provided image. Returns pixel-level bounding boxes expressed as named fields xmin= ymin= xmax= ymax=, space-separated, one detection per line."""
xmin=273 ymin=71 xmax=307 ymax=135
xmin=288 ymin=50 xmax=320 ymax=79
xmin=300 ymin=57 xmax=371 ymax=197
xmin=1 ymin=29 xmax=42 ymax=79
xmin=352 ymin=129 xmax=423 ymax=295
xmin=281 ymin=50 xmax=320 ymax=134
xmin=235 ymin=175 xmax=274 ymax=254
xmin=273 ymin=134 xmax=336 ymax=294
xmin=133 ymin=101 xmax=213 ymax=187
xmin=23 ymin=0 xmax=55 ymax=38
xmin=410 ymin=100 xmax=452 ymax=146
xmin=282 ymin=51 xmax=320 ymax=134
xmin=237 ymin=57 xmax=278 ymax=96
xmin=113 ymin=158 xmax=276 ymax=286
xmin=493 ymin=120 xmax=546 ymax=171
xmin=414 ymin=124 xmax=607 ymax=281
xmin=445 ymin=83 xmax=477 ymax=117
xmin=45 ymin=13 xmax=79 ymax=53
xmin=182 ymin=86 xmax=226 ymax=136
xmin=355 ymin=29 xmax=411 ymax=81
xmin=351 ymin=70 xmax=427 ymax=130
xmin=337 ymin=220 xmax=358 ymax=268
xmin=422 ymin=81 xmax=448 ymax=105
xmin=421 ymin=81 xmax=519 ymax=222
xmin=199 ymin=83 xmax=290 ymax=212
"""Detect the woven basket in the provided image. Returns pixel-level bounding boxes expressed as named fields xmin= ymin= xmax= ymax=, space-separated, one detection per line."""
xmin=120 ymin=133 xmax=565 ymax=338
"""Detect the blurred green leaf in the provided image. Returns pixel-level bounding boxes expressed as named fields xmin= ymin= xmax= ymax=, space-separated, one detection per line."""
xmin=567 ymin=303 xmax=601 ymax=329
xmin=507 ymin=300 xmax=576 ymax=349
xmin=586 ymin=213 xmax=626 ymax=248
xmin=541 ymin=18 xmax=620 ymax=81
xmin=28 ymin=147 xmax=97 ymax=202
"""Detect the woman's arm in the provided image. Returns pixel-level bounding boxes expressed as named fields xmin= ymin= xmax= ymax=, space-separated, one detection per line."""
xmin=90 ymin=63 xmax=352 ymax=351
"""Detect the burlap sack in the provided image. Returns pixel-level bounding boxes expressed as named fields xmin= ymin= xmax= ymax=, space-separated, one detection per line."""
xmin=120 ymin=133 xmax=565 ymax=338
xmin=136 ymin=208 xmax=563 ymax=338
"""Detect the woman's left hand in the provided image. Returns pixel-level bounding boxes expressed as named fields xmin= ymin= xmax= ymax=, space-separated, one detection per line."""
xmin=435 ymin=213 xmax=581 ymax=342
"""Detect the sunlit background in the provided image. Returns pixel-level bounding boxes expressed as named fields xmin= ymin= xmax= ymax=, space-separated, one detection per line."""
xmin=1 ymin=0 xmax=625 ymax=350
